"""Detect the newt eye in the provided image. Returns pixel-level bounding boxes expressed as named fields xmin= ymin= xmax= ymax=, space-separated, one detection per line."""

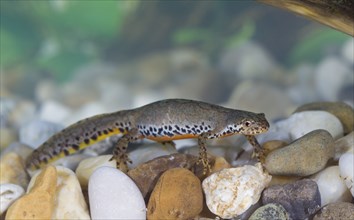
xmin=244 ymin=121 xmax=251 ymax=127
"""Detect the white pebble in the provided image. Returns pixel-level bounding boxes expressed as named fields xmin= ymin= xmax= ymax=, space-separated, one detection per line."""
xmin=274 ymin=111 xmax=344 ymax=140
xmin=27 ymin=166 xmax=90 ymax=219
xmin=88 ymin=167 xmax=146 ymax=220
xmin=76 ymin=155 xmax=116 ymax=188
xmin=312 ymin=166 xmax=352 ymax=206
xmin=339 ymin=152 xmax=354 ymax=197
xmin=19 ymin=120 xmax=64 ymax=149
xmin=202 ymin=163 xmax=271 ymax=218
xmin=39 ymin=101 xmax=72 ymax=124
xmin=0 ymin=183 xmax=24 ymax=215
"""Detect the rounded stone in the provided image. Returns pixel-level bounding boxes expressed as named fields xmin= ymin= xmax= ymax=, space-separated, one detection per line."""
xmin=249 ymin=203 xmax=290 ymax=220
xmin=128 ymin=153 xmax=204 ymax=198
xmin=147 ymin=168 xmax=203 ymax=219
xmin=265 ymin=130 xmax=335 ymax=176
xmin=334 ymin=131 xmax=354 ymax=160
xmin=0 ymin=183 xmax=24 ymax=215
xmin=27 ymin=166 xmax=90 ymax=219
xmin=5 ymin=166 xmax=57 ymax=220
xmin=313 ymin=202 xmax=354 ymax=220
xmin=202 ymin=163 xmax=271 ymax=218
xmin=0 ymin=152 xmax=29 ymax=188
xmin=0 ymin=127 xmax=16 ymax=150
xmin=339 ymin=152 xmax=354 ymax=196
xmin=88 ymin=167 xmax=146 ymax=219
xmin=312 ymin=166 xmax=352 ymax=206
xmin=262 ymin=179 xmax=321 ymax=220
xmin=274 ymin=111 xmax=344 ymax=140
xmin=75 ymin=155 xmax=115 ymax=188
xmin=295 ymin=101 xmax=353 ymax=134
xmin=19 ymin=120 xmax=64 ymax=149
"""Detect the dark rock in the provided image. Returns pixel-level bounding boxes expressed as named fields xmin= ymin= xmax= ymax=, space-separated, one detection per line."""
xmin=249 ymin=203 xmax=290 ymax=220
xmin=262 ymin=179 xmax=321 ymax=219
xmin=313 ymin=202 xmax=354 ymax=220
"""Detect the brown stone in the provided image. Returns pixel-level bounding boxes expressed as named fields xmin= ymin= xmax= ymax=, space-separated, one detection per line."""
xmin=128 ymin=153 xmax=205 ymax=198
xmin=147 ymin=168 xmax=203 ymax=219
xmin=313 ymin=202 xmax=354 ymax=220
xmin=5 ymin=166 xmax=57 ymax=220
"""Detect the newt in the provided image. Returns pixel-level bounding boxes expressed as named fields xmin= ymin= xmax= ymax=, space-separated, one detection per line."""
xmin=25 ymin=99 xmax=269 ymax=173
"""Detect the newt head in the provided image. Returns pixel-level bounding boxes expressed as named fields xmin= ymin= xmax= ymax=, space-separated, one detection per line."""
xmin=237 ymin=112 xmax=270 ymax=135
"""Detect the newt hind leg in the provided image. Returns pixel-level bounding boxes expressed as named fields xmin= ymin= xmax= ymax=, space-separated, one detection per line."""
xmin=197 ymin=132 xmax=212 ymax=175
xmin=109 ymin=128 xmax=140 ymax=173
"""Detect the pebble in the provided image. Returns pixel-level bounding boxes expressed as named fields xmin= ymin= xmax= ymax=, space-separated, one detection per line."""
xmin=63 ymin=102 xmax=107 ymax=126
xmin=339 ymin=152 xmax=354 ymax=196
xmin=334 ymin=131 xmax=354 ymax=160
xmin=0 ymin=142 xmax=33 ymax=162
xmin=313 ymin=202 xmax=354 ymax=220
xmin=274 ymin=111 xmax=344 ymax=140
xmin=249 ymin=203 xmax=290 ymax=220
xmin=0 ymin=152 xmax=29 ymax=188
xmin=202 ymin=163 xmax=271 ymax=218
xmin=312 ymin=166 xmax=352 ymax=206
xmin=294 ymin=101 xmax=354 ymax=134
xmin=128 ymin=153 xmax=204 ymax=198
xmin=5 ymin=166 xmax=57 ymax=220
xmin=262 ymin=179 xmax=321 ymax=219
xmin=128 ymin=143 xmax=178 ymax=169
xmin=0 ymin=127 xmax=16 ymax=150
xmin=39 ymin=100 xmax=72 ymax=124
xmin=0 ymin=184 xmax=24 ymax=215
xmin=28 ymin=166 xmax=90 ymax=219
xmin=88 ymin=167 xmax=146 ymax=219
xmin=147 ymin=168 xmax=203 ymax=219
xmin=75 ymin=155 xmax=116 ymax=188
xmin=227 ymin=81 xmax=293 ymax=121
xmin=19 ymin=120 xmax=64 ymax=149
xmin=315 ymin=56 xmax=353 ymax=100
xmin=265 ymin=129 xmax=334 ymax=176
xmin=52 ymin=154 xmax=92 ymax=171
xmin=342 ymin=38 xmax=354 ymax=64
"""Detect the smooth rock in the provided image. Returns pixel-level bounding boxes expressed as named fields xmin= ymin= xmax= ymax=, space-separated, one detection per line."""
xmin=268 ymin=175 xmax=301 ymax=186
xmin=0 ymin=142 xmax=33 ymax=162
xmin=52 ymin=154 xmax=92 ymax=171
xmin=227 ymin=81 xmax=293 ymax=121
xmin=313 ymin=202 xmax=354 ymax=220
xmin=147 ymin=168 xmax=203 ymax=219
xmin=39 ymin=101 xmax=72 ymax=124
xmin=202 ymin=163 xmax=271 ymax=218
xmin=128 ymin=153 xmax=205 ymax=198
xmin=334 ymin=131 xmax=354 ymax=160
xmin=19 ymin=120 xmax=64 ymax=149
xmin=76 ymin=155 xmax=116 ymax=188
xmin=210 ymin=156 xmax=231 ymax=173
xmin=262 ymin=140 xmax=288 ymax=157
xmin=88 ymin=167 xmax=146 ymax=219
xmin=265 ymin=130 xmax=334 ymax=176
xmin=27 ymin=166 xmax=90 ymax=219
xmin=7 ymin=100 xmax=36 ymax=127
xmin=0 ymin=184 xmax=24 ymax=215
xmin=262 ymin=179 xmax=321 ymax=219
xmin=295 ymin=101 xmax=354 ymax=134
xmin=5 ymin=166 xmax=57 ymax=220
xmin=63 ymin=102 xmax=107 ymax=126
xmin=339 ymin=152 xmax=354 ymax=196
xmin=0 ymin=128 xmax=16 ymax=150
xmin=0 ymin=153 xmax=29 ymax=188
xmin=128 ymin=143 xmax=178 ymax=169
xmin=249 ymin=203 xmax=290 ymax=220
xmin=274 ymin=111 xmax=344 ymax=140
xmin=315 ymin=56 xmax=353 ymax=100
xmin=342 ymin=38 xmax=354 ymax=64
xmin=312 ymin=166 xmax=352 ymax=206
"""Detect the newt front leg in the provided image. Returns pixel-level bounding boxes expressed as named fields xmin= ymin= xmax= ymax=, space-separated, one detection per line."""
xmin=109 ymin=128 xmax=140 ymax=172
xmin=245 ymin=135 xmax=265 ymax=165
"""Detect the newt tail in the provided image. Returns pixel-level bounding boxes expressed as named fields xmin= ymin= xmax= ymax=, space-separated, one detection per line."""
xmin=26 ymin=99 xmax=269 ymax=173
